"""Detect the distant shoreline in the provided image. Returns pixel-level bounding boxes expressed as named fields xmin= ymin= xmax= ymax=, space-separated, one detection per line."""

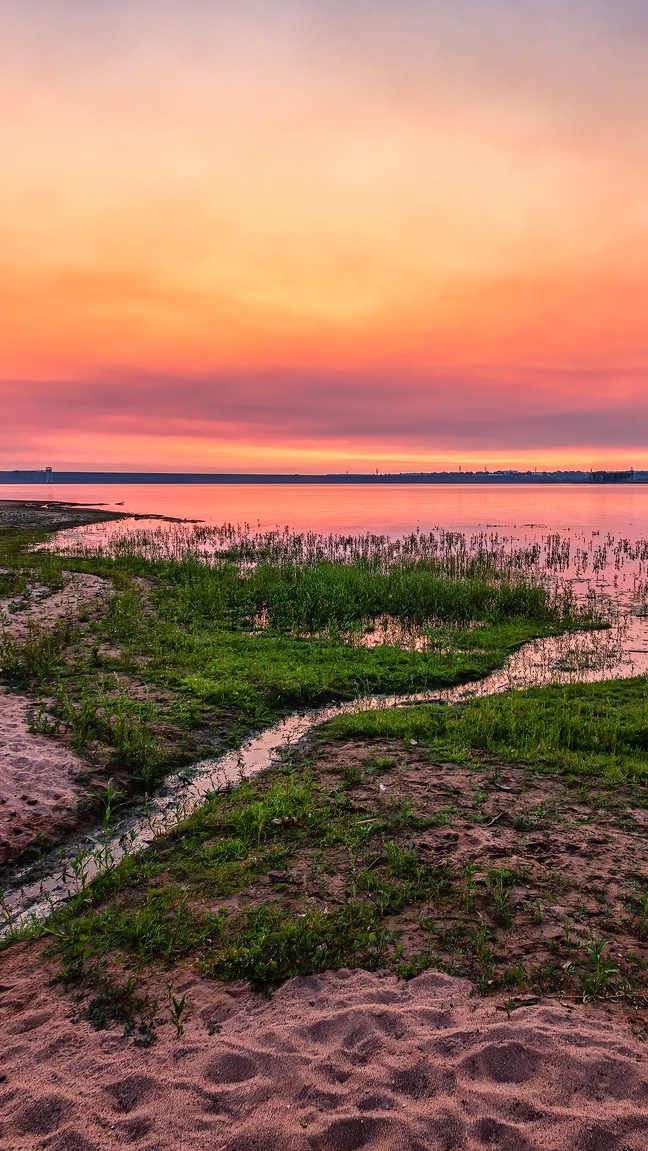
xmin=1 ymin=469 xmax=646 ymax=485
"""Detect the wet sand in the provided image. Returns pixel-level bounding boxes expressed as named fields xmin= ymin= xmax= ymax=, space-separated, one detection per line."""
xmin=0 ymin=500 xmax=125 ymax=533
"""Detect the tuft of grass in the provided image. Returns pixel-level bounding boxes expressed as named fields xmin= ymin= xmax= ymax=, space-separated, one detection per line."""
xmin=581 ymin=937 xmax=621 ymax=1000
xmin=199 ymin=904 xmax=393 ymax=990
xmin=76 ymin=974 xmax=158 ymax=1044
xmin=1 ymin=618 xmax=72 ymax=685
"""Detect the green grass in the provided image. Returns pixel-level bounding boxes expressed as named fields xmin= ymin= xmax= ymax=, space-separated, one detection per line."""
xmin=3 ymin=516 xmax=644 ymax=1025
xmin=40 ymin=766 xmax=456 ymax=989
xmin=321 ymin=676 xmax=648 ymax=785
xmin=151 ymin=554 xmax=560 ymax=631
xmin=31 ymin=735 xmax=647 ymax=1018
xmin=1 ymin=532 xmax=583 ymax=790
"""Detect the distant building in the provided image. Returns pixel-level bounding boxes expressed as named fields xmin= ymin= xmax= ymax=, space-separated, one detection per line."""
xmin=45 ymin=467 xmax=53 ymax=484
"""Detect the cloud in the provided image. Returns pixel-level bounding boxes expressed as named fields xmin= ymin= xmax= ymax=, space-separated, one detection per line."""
xmin=2 ymin=367 xmax=647 ymax=467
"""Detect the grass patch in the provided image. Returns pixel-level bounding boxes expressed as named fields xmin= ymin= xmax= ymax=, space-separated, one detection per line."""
xmin=34 ymin=735 xmax=648 ymax=1023
xmin=1 ymin=526 xmax=583 ymax=794
xmin=322 ymin=676 xmax=648 ymax=785
xmin=42 ymin=766 xmax=455 ymax=989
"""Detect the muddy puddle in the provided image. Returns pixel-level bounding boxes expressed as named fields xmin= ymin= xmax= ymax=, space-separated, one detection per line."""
xmin=2 ymin=612 xmax=647 ymax=935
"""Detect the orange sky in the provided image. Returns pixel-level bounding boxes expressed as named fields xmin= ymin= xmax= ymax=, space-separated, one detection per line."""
xmin=2 ymin=1 xmax=648 ymax=471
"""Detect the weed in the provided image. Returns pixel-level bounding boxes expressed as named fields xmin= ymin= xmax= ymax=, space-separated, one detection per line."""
xmin=108 ymin=702 xmax=159 ymax=785
xmin=0 ymin=569 xmax=28 ymax=597
xmin=59 ymin=690 xmax=107 ymax=752
xmin=462 ymin=864 xmax=478 ymax=913
xmin=166 ymin=985 xmax=189 ymax=1038
xmin=27 ymin=703 xmax=60 ymax=736
xmin=343 ymin=765 xmax=363 ymax=787
xmin=199 ymin=904 xmax=393 ymax=990
xmin=363 ymin=755 xmax=398 ymax=774
xmin=396 ymin=952 xmax=433 ymax=979
xmin=0 ymin=618 xmax=72 ymax=685
xmin=581 ymin=936 xmax=619 ymax=999
xmin=82 ymin=975 xmax=158 ymax=1044
xmin=487 ymin=868 xmax=515 ymax=928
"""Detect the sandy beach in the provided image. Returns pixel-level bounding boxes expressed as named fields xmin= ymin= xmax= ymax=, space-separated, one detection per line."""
xmin=1 ymin=943 xmax=647 ymax=1151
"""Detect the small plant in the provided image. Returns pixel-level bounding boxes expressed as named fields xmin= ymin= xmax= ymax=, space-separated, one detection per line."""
xmin=463 ymin=863 xmax=477 ymax=913
xmin=504 ymin=997 xmax=516 ymax=1020
xmin=83 ymin=975 xmax=158 ymax=1044
xmin=167 ymin=984 xmax=189 ymax=1038
xmin=487 ymin=868 xmax=514 ymax=928
xmin=67 ymin=850 xmax=91 ymax=896
xmin=37 ymin=553 xmax=65 ymax=589
xmin=343 ymin=765 xmax=363 ymax=787
xmin=363 ymin=755 xmax=398 ymax=774
xmin=0 ymin=569 xmax=28 ymax=597
xmin=0 ymin=887 xmax=15 ymax=934
xmin=107 ymin=700 xmax=159 ymax=785
xmin=396 ymin=952 xmax=433 ymax=979
xmin=0 ymin=618 xmax=72 ymax=684
xmin=581 ymin=936 xmax=619 ymax=999
xmin=59 ymin=691 xmax=107 ymax=752
xmin=27 ymin=703 xmax=60 ymax=736
xmin=563 ymin=916 xmax=576 ymax=947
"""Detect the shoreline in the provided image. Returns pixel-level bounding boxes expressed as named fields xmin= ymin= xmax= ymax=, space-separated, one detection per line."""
xmin=1 ymin=512 xmax=647 ymax=1151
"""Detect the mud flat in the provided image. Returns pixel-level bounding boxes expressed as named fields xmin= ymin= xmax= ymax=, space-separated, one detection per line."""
xmin=0 ymin=500 xmax=125 ymax=533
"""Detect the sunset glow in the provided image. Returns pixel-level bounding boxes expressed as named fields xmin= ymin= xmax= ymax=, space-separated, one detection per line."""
xmin=2 ymin=0 xmax=648 ymax=470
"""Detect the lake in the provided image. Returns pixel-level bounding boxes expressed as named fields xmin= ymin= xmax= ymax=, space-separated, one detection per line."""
xmin=2 ymin=482 xmax=647 ymax=537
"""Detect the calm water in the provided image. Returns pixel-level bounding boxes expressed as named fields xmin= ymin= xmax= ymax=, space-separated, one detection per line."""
xmin=2 ymin=481 xmax=648 ymax=537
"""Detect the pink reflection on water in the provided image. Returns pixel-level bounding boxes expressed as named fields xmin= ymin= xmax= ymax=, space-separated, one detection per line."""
xmin=2 ymin=482 xmax=648 ymax=536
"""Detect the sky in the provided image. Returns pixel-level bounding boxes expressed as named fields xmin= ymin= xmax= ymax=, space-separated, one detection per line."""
xmin=1 ymin=0 xmax=647 ymax=472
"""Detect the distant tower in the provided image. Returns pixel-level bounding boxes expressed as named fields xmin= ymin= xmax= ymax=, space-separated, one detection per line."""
xmin=45 ymin=466 xmax=53 ymax=484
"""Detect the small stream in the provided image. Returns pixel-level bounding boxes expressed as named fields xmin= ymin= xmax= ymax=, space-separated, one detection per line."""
xmin=2 ymin=613 xmax=647 ymax=935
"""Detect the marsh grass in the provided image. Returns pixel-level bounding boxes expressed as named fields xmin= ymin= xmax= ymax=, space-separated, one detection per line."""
xmin=156 ymin=554 xmax=564 ymax=633
xmin=1 ymin=524 xmax=585 ymax=797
